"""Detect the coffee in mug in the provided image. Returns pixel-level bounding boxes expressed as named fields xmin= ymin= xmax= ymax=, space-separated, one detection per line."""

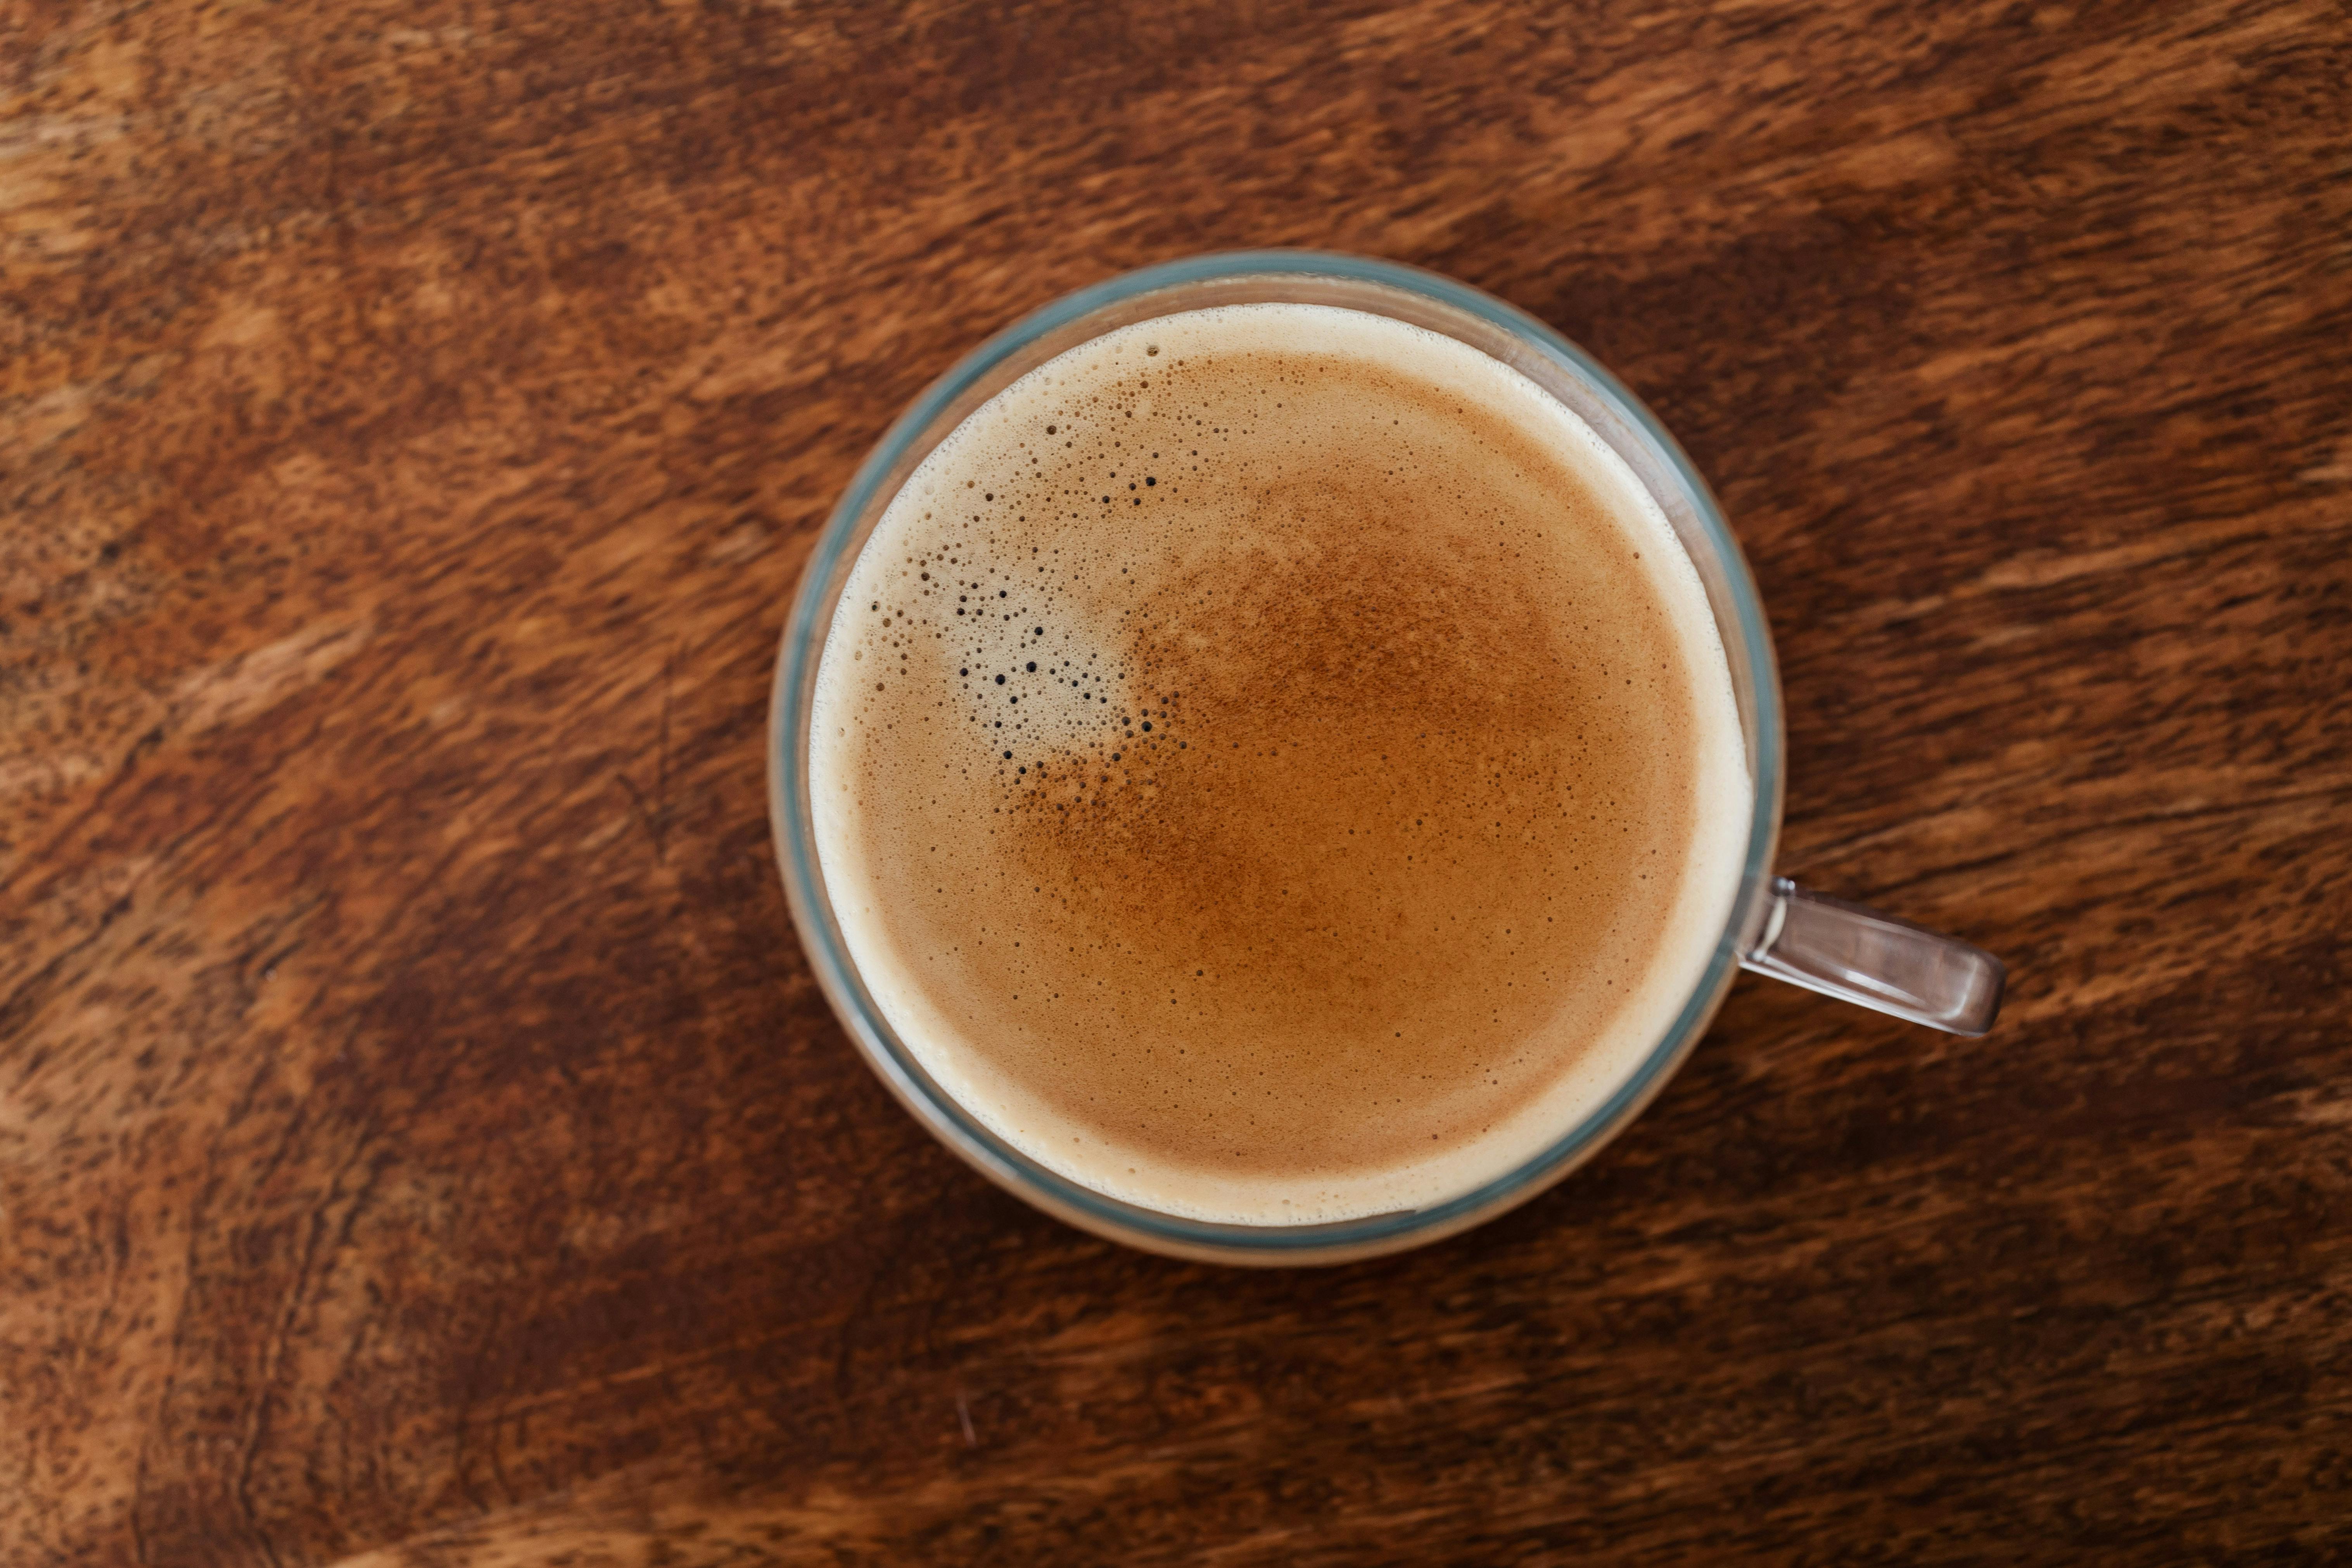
xmin=808 ymin=304 xmax=1749 ymax=1223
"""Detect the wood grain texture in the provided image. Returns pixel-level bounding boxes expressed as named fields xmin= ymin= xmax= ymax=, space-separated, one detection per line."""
xmin=5 ymin=0 xmax=2349 ymax=1561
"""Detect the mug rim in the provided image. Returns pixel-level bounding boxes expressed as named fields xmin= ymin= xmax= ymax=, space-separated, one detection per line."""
xmin=767 ymin=249 xmax=1785 ymax=1264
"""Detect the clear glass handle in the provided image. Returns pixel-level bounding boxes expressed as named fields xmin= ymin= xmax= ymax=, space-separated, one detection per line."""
xmin=1739 ymin=877 xmax=2005 ymax=1036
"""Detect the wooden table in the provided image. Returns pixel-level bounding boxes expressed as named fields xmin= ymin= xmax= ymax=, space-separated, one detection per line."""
xmin=7 ymin=0 xmax=2348 ymax=1561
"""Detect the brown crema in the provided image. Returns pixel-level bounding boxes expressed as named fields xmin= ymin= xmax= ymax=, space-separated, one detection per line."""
xmin=811 ymin=304 xmax=1749 ymax=1223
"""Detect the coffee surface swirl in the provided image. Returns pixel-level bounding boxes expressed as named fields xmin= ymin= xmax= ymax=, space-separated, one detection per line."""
xmin=810 ymin=304 xmax=1748 ymax=1222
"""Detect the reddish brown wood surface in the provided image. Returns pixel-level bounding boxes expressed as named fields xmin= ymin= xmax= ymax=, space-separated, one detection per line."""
xmin=6 ymin=0 xmax=2350 ymax=1561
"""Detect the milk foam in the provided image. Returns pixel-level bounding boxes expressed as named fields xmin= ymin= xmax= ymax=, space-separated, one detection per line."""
xmin=810 ymin=304 xmax=1749 ymax=1223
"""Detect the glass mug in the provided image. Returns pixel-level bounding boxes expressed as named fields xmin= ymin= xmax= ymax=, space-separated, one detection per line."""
xmin=767 ymin=251 xmax=2004 ymax=1265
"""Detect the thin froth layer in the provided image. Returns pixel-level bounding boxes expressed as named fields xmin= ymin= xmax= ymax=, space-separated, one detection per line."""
xmin=810 ymin=303 xmax=1748 ymax=1223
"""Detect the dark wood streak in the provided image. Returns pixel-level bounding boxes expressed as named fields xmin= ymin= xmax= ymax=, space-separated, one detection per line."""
xmin=3 ymin=0 xmax=2348 ymax=1561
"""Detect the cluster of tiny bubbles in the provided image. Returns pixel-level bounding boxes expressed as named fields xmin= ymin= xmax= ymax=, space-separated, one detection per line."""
xmin=836 ymin=345 xmax=1246 ymax=832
